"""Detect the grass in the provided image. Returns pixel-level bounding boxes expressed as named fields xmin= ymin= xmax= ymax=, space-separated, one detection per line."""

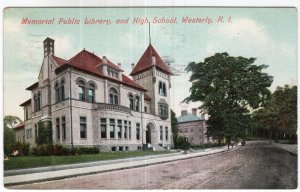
xmin=4 ymin=150 xmax=172 ymax=171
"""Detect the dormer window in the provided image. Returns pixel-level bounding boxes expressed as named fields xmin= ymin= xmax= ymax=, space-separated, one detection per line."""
xmin=107 ymin=68 xmax=119 ymax=79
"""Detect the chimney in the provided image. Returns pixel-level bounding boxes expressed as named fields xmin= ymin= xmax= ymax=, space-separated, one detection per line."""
xmin=181 ymin=110 xmax=187 ymax=116
xmin=131 ymin=63 xmax=135 ymax=70
xmin=102 ymin=56 xmax=108 ymax=76
xmin=103 ymin=56 xmax=108 ymax=64
xmin=43 ymin=37 xmax=55 ymax=57
xmin=201 ymin=114 xmax=205 ymax=120
xmin=192 ymin=108 xmax=197 ymax=116
xmin=118 ymin=63 xmax=123 ymax=80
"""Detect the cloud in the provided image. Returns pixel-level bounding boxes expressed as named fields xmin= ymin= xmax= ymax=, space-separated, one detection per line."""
xmin=4 ymin=18 xmax=21 ymax=33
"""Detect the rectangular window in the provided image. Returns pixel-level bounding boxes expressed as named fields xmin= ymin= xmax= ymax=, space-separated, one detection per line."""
xmin=79 ymin=86 xmax=85 ymax=101
xmin=110 ymin=119 xmax=115 ymax=139
xmin=118 ymin=120 xmax=122 ymax=139
xmin=34 ymin=124 xmax=38 ymax=142
xmin=62 ymin=116 xmax=66 ymax=140
xmin=100 ymin=118 xmax=107 ymax=139
xmin=26 ymin=128 xmax=32 ymax=139
xmin=144 ymin=106 xmax=147 ymax=113
xmin=80 ymin=117 xmax=87 ymax=139
xmin=165 ymin=127 xmax=168 ymax=141
xmin=25 ymin=108 xmax=29 ymax=120
xmin=56 ymin=118 xmax=60 ymax=140
xmin=129 ymin=121 xmax=131 ymax=139
xmin=136 ymin=123 xmax=140 ymax=140
xmin=160 ymin=126 xmax=163 ymax=140
xmin=124 ymin=120 xmax=127 ymax=139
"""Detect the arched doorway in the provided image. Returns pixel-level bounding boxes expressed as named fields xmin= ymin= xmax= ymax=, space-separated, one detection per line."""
xmin=146 ymin=122 xmax=155 ymax=144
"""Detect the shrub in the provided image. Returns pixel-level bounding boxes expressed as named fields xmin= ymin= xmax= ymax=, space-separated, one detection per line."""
xmin=31 ymin=145 xmax=99 ymax=156
xmin=191 ymin=142 xmax=224 ymax=149
xmin=4 ymin=127 xmax=15 ymax=155
xmin=13 ymin=142 xmax=30 ymax=156
xmin=175 ymin=136 xmax=191 ymax=150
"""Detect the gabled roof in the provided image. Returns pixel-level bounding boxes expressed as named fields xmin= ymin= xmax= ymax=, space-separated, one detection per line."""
xmin=52 ymin=55 xmax=68 ymax=65
xmin=144 ymin=94 xmax=151 ymax=101
xmin=130 ymin=44 xmax=173 ymax=76
xmin=26 ymin=82 xmax=39 ymax=91
xmin=54 ymin=49 xmax=147 ymax=92
xmin=13 ymin=123 xmax=24 ymax=129
xmin=20 ymin=99 xmax=31 ymax=107
xmin=68 ymin=49 xmax=122 ymax=72
xmin=177 ymin=113 xmax=203 ymax=123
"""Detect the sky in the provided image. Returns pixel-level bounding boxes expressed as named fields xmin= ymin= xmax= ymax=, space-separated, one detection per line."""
xmin=3 ymin=7 xmax=297 ymax=119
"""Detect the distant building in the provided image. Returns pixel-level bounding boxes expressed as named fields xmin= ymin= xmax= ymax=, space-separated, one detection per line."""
xmin=13 ymin=123 xmax=25 ymax=143
xmin=176 ymin=108 xmax=208 ymax=145
xmin=19 ymin=37 xmax=174 ymax=151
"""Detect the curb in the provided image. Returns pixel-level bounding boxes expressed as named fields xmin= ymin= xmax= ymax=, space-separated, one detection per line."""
xmin=4 ymin=146 xmax=237 ymax=186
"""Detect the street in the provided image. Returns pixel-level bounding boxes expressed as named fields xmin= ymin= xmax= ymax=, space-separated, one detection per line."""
xmin=10 ymin=141 xmax=297 ymax=189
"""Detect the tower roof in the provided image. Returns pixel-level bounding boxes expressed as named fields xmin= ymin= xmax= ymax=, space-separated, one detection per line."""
xmin=130 ymin=44 xmax=173 ymax=76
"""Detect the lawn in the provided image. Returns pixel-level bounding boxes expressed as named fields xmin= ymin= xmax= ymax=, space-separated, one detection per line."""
xmin=4 ymin=150 xmax=172 ymax=171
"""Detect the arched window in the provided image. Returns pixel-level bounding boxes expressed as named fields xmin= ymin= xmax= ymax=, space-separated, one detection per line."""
xmin=88 ymin=83 xmax=95 ymax=103
xmin=158 ymin=81 xmax=167 ymax=96
xmin=129 ymin=94 xmax=134 ymax=110
xmin=55 ymin=82 xmax=60 ymax=103
xmin=109 ymin=88 xmax=118 ymax=105
xmin=158 ymin=100 xmax=169 ymax=119
xmin=61 ymin=79 xmax=65 ymax=101
xmin=78 ymin=80 xmax=85 ymax=101
xmin=135 ymin=95 xmax=140 ymax=111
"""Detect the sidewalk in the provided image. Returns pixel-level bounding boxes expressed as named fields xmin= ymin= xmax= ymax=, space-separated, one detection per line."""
xmin=271 ymin=142 xmax=297 ymax=155
xmin=4 ymin=145 xmax=237 ymax=185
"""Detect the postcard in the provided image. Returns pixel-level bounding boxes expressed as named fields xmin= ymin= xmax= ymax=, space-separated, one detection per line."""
xmin=3 ymin=7 xmax=298 ymax=190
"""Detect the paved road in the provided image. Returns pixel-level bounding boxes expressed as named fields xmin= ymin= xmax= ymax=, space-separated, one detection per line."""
xmin=10 ymin=141 xmax=297 ymax=189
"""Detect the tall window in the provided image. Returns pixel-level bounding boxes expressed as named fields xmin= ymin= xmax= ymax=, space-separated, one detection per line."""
xmin=129 ymin=94 xmax=134 ymax=110
xmin=88 ymin=83 xmax=95 ymax=103
xmin=129 ymin=121 xmax=131 ymax=139
xmin=160 ymin=126 xmax=163 ymax=141
xmin=37 ymin=91 xmax=41 ymax=111
xmin=165 ymin=127 xmax=168 ymax=141
xmin=62 ymin=116 xmax=66 ymax=140
xmin=55 ymin=82 xmax=60 ymax=103
xmin=34 ymin=124 xmax=38 ymax=143
xmin=124 ymin=120 xmax=127 ymax=139
xmin=78 ymin=80 xmax=85 ymax=101
xmin=61 ymin=79 xmax=65 ymax=101
xmin=159 ymin=81 xmax=166 ymax=96
xmin=100 ymin=118 xmax=107 ymax=139
xmin=135 ymin=96 xmax=140 ymax=111
xmin=117 ymin=120 xmax=122 ymax=139
xmin=109 ymin=88 xmax=118 ymax=105
xmin=110 ymin=119 xmax=115 ymax=138
xmin=80 ymin=117 xmax=87 ymax=139
xmin=158 ymin=100 xmax=169 ymax=119
xmin=25 ymin=108 xmax=29 ymax=120
xmin=136 ymin=123 xmax=140 ymax=140
xmin=56 ymin=118 xmax=60 ymax=140
xmin=26 ymin=129 xmax=32 ymax=139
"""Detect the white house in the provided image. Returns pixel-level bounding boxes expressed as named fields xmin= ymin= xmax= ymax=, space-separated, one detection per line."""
xmin=19 ymin=37 xmax=173 ymax=151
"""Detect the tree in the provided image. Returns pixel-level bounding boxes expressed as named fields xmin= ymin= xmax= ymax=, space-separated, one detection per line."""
xmin=3 ymin=115 xmax=21 ymax=155
xmin=4 ymin=115 xmax=21 ymax=128
xmin=184 ymin=53 xmax=273 ymax=148
xmin=253 ymin=85 xmax=297 ymax=141
xmin=171 ymin=110 xmax=179 ymax=147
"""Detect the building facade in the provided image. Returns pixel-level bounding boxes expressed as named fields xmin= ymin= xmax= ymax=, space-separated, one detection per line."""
xmin=176 ymin=109 xmax=209 ymax=145
xmin=19 ymin=37 xmax=173 ymax=151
